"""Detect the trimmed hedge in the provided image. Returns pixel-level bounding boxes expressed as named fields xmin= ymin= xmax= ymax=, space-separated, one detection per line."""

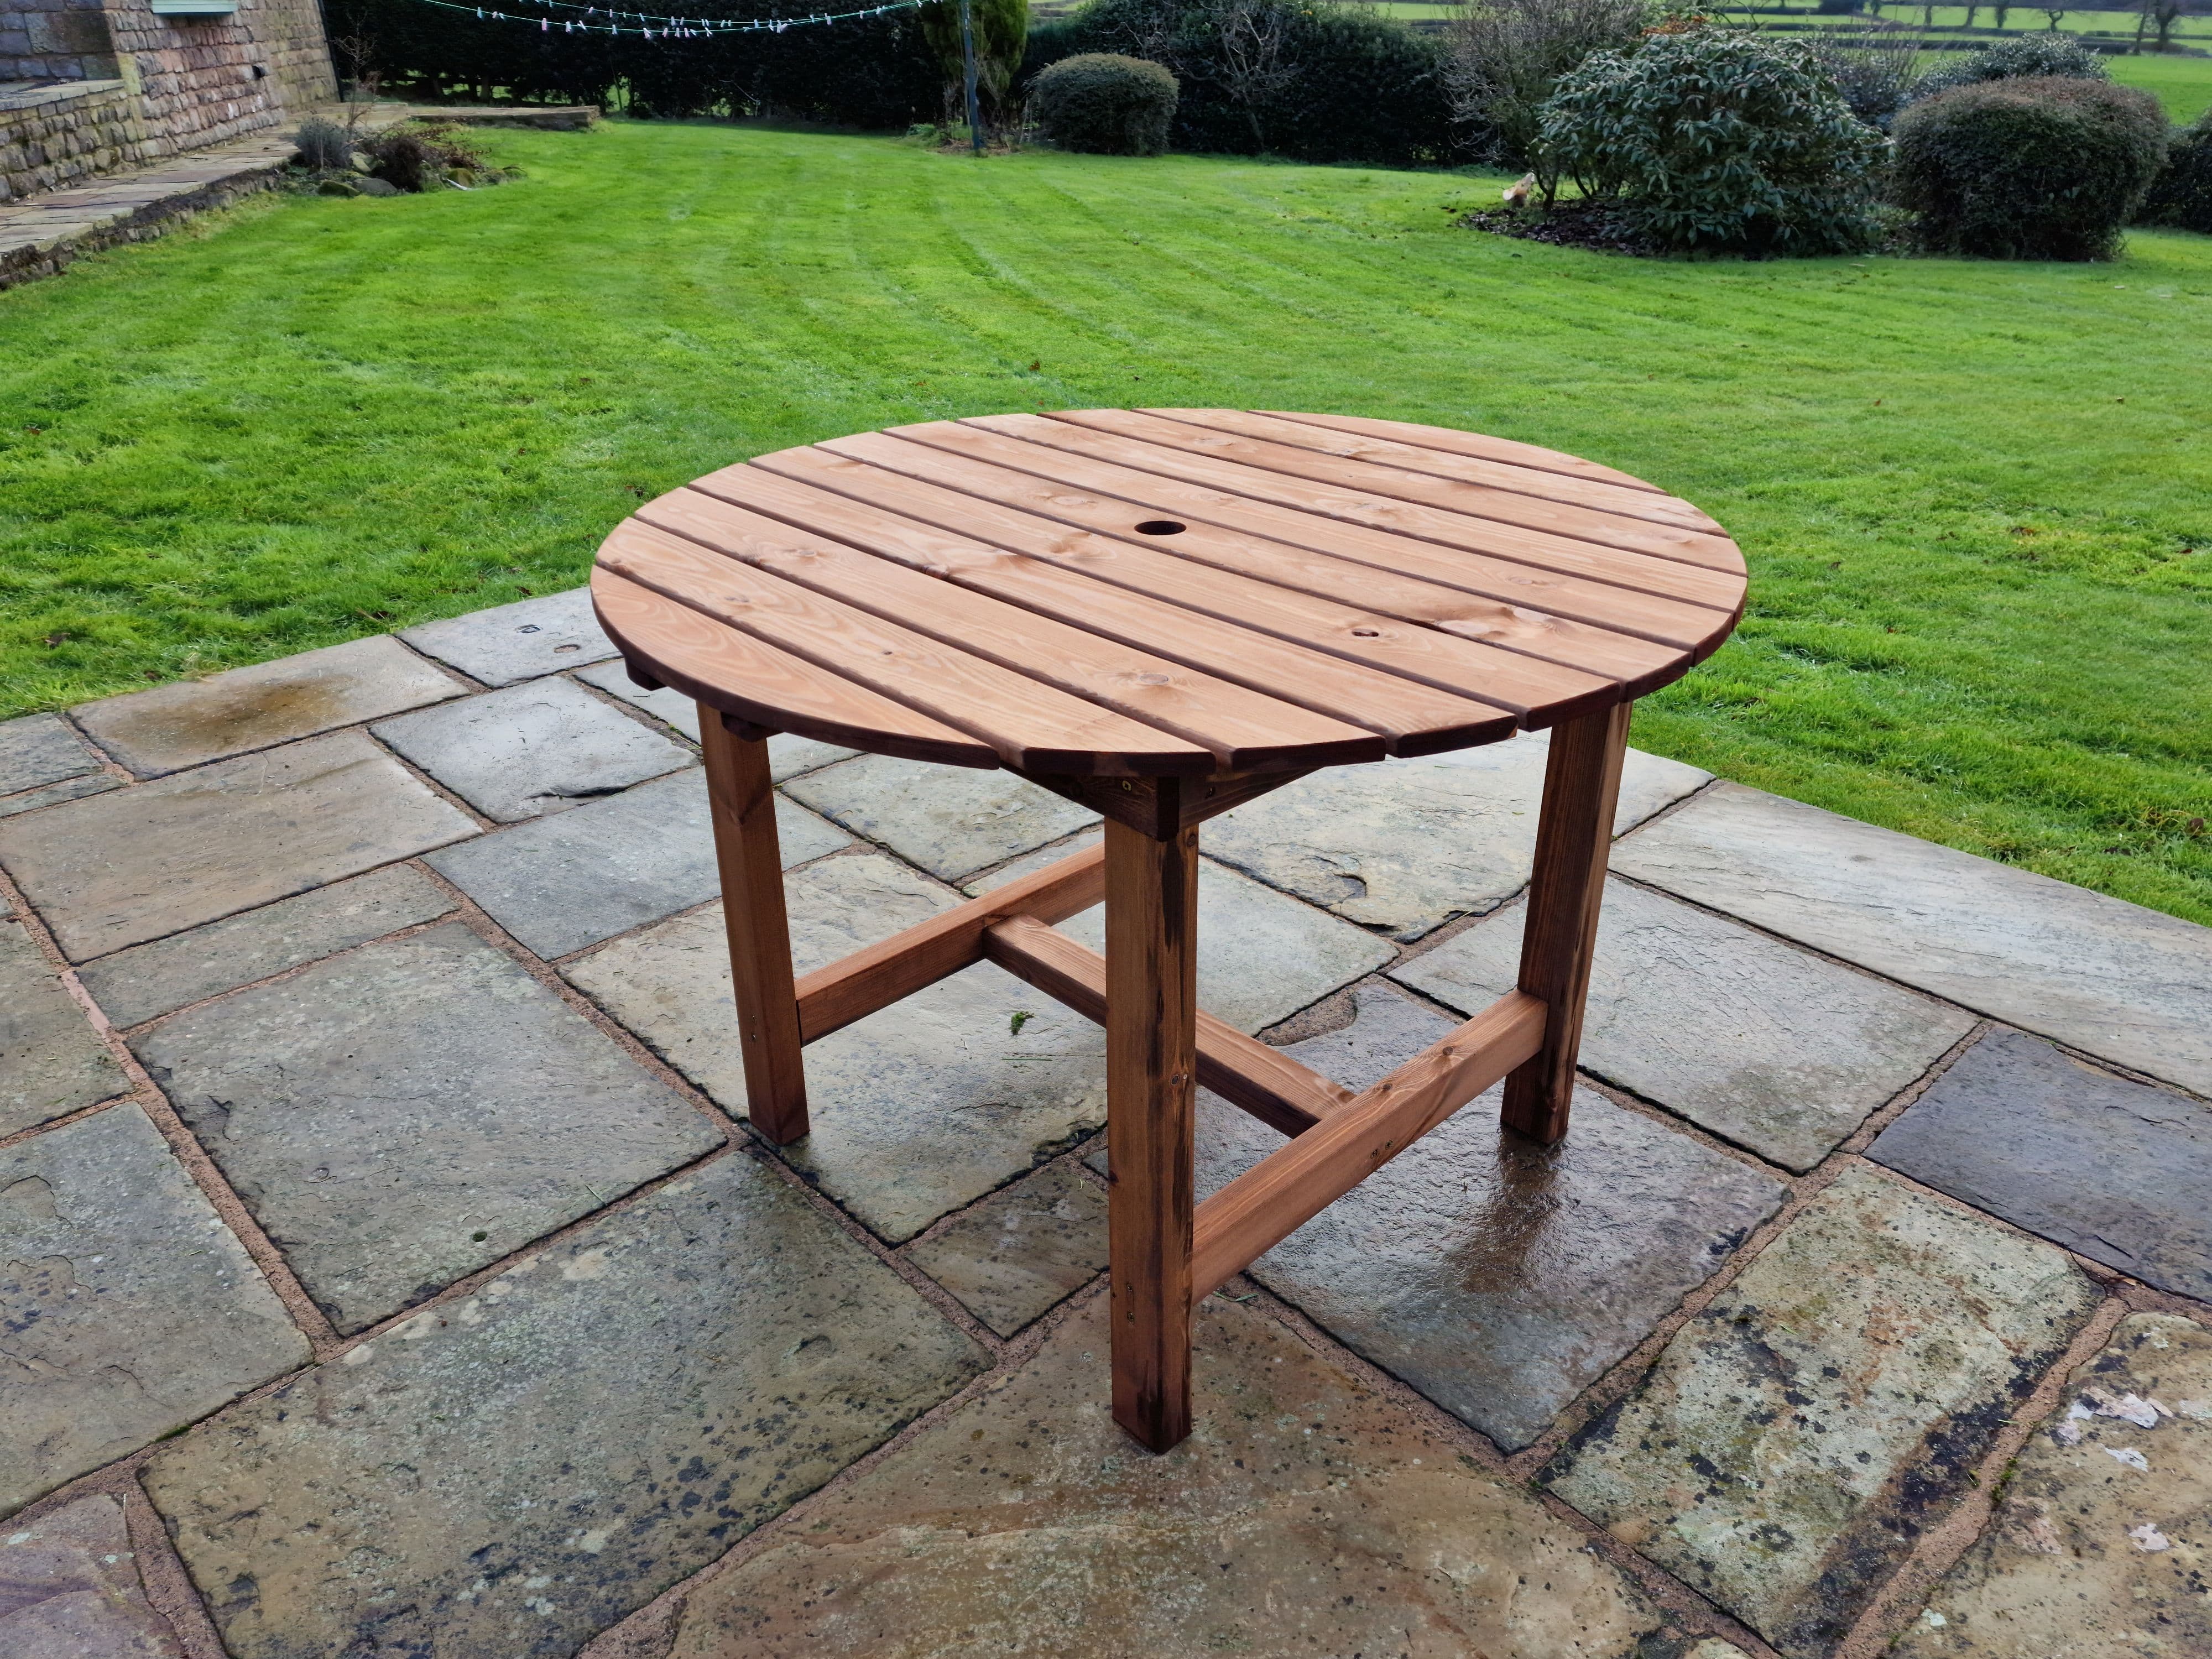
xmin=1892 ymin=76 xmax=2168 ymax=260
xmin=1025 ymin=0 xmax=1473 ymax=166
xmin=1031 ymin=53 xmax=1177 ymax=153
xmin=2139 ymin=111 xmax=2212 ymax=235
xmin=1903 ymin=34 xmax=2107 ymax=107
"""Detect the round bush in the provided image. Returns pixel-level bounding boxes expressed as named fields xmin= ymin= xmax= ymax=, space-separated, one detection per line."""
xmin=1537 ymin=30 xmax=1887 ymax=256
xmin=1906 ymin=34 xmax=2107 ymax=107
xmin=2139 ymin=111 xmax=2212 ymax=235
xmin=1893 ymin=77 xmax=2168 ymax=259
xmin=1030 ymin=53 xmax=1178 ymax=154
xmin=293 ymin=117 xmax=353 ymax=171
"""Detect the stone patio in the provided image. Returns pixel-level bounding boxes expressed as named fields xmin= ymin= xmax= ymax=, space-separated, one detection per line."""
xmin=1 ymin=586 xmax=2206 ymax=1658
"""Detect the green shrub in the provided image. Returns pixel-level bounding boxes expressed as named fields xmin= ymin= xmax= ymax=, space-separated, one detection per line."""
xmin=1904 ymin=33 xmax=2106 ymax=106
xmin=293 ymin=116 xmax=354 ymax=171
xmin=1030 ymin=53 xmax=1178 ymax=153
xmin=1892 ymin=77 xmax=2168 ymax=259
xmin=1026 ymin=0 xmax=1472 ymax=167
xmin=2138 ymin=110 xmax=2212 ymax=235
xmin=1536 ymin=30 xmax=1887 ymax=255
xmin=918 ymin=0 xmax=1031 ymax=133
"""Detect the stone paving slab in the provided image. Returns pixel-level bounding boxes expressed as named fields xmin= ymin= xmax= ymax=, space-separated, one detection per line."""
xmin=1894 ymin=1312 xmax=2212 ymax=1659
xmin=901 ymin=1159 xmax=1109 ymax=1336
xmin=144 ymin=1152 xmax=988 ymax=1659
xmin=1055 ymin=855 xmax=1395 ymax=1033
xmin=783 ymin=754 xmax=1098 ymax=883
xmin=1870 ymin=1028 xmax=2212 ymax=1301
xmin=1397 ymin=878 xmax=1976 ymax=1171
xmin=69 ymin=635 xmax=462 ymax=778
xmin=1 ymin=911 xmax=126 ymax=1136
xmin=0 ymin=772 xmax=121 ymax=817
xmin=1169 ymin=982 xmax=1787 ymax=1452
xmin=573 ymin=661 xmax=858 ymax=780
xmin=1202 ymin=735 xmax=1712 ymax=941
xmin=1545 ymin=1166 xmax=2101 ymax=1658
xmin=0 ymin=712 xmax=102 ymax=795
xmin=133 ymin=922 xmax=725 ymax=1334
xmin=398 ymin=588 xmax=618 ymax=686
xmin=0 ymin=1104 xmax=310 ymax=1516
xmin=372 ymin=677 xmax=691 ymax=822
xmin=74 ymin=864 xmax=457 ymax=1029
xmin=1614 ymin=781 xmax=2212 ymax=1098
xmin=565 ymin=852 xmax=958 ymax=1109
xmin=0 ymin=1492 xmax=180 ymax=1657
xmin=426 ymin=768 xmax=848 ymax=959
xmin=667 ymin=1293 xmax=1665 ymax=1659
xmin=0 ymin=729 xmax=479 ymax=962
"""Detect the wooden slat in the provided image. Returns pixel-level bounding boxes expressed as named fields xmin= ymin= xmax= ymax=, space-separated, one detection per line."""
xmin=983 ymin=914 xmax=1354 ymax=1137
xmin=588 ymin=568 xmax=996 ymax=769
xmin=727 ymin=452 xmax=1540 ymax=742
xmin=1190 ymin=990 xmax=1548 ymax=1301
xmin=775 ymin=437 xmax=1686 ymax=698
xmin=1152 ymin=408 xmax=1724 ymax=536
xmin=988 ymin=412 xmax=1747 ymax=608
xmin=1502 ymin=701 xmax=1630 ymax=1144
xmin=600 ymin=518 xmax=1212 ymax=776
xmin=1079 ymin=409 xmax=1743 ymax=573
xmin=794 ymin=843 xmax=1105 ymax=1042
xmin=638 ymin=487 xmax=1380 ymax=774
xmin=1261 ymin=411 xmax=1666 ymax=495
xmin=883 ymin=420 xmax=1738 ymax=656
xmin=1105 ymin=820 xmax=1198 ymax=1452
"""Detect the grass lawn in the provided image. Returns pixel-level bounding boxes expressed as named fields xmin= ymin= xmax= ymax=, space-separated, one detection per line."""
xmin=3 ymin=122 xmax=2209 ymax=923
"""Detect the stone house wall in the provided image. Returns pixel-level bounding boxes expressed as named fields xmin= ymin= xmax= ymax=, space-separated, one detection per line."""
xmin=1 ymin=0 xmax=332 ymax=202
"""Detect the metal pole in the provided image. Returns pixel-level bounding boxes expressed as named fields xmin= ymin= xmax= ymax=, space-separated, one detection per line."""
xmin=957 ymin=0 xmax=984 ymax=154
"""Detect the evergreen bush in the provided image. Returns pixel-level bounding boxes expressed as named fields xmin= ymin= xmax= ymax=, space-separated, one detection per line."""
xmin=1903 ymin=33 xmax=2106 ymax=106
xmin=1892 ymin=76 xmax=2168 ymax=259
xmin=1030 ymin=53 xmax=1178 ymax=153
xmin=2138 ymin=109 xmax=2212 ymax=235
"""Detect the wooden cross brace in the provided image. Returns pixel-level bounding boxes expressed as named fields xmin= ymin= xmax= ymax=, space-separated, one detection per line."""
xmin=700 ymin=698 xmax=1631 ymax=1454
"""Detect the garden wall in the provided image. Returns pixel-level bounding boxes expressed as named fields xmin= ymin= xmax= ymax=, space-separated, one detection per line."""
xmin=0 ymin=76 xmax=153 ymax=202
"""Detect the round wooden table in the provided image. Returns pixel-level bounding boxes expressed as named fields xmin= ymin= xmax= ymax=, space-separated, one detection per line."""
xmin=592 ymin=409 xmax=1745 ymax=1452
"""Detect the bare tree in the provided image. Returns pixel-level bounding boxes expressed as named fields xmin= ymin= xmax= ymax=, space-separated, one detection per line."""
xmin=2042 ymin=4 xmax=2067 ymax=29
xmin=2138 ymin=0 xmax=2184 ymax=50
xmin=1211 ymin=0 xmax=1297 ymax=150
xmin=1801 ymin=17 xmax=1926 ymax=123
xmin=1445 ymin=0 xmax=1652 ymax=174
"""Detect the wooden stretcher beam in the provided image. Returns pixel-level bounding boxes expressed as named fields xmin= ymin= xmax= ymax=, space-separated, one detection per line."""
xmin=793 ymin=843 xmax=1106 ymax=1043
xmin=982 ymin=915 xmax=1355 ymax=1138
xmin=1189 ymin=990 xmax=1547 ymax=1300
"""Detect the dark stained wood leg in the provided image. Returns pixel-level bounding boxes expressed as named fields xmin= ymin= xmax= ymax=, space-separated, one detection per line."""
xmin=699 ymin=709 xmax=809 ymax=1146
xmin=1501 ymin=700 xmax=1633 ymax=1145
xmin=1105 ymin=816 xmax=1199 ymax=1453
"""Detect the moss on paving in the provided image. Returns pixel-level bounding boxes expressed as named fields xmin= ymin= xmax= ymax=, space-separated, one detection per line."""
xmin=1 ymin=122 xmax=2207 ymax=922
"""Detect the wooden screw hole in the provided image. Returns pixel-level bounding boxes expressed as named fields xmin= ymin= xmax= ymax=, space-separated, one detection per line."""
xmin=1135 ymin=520 xmax=1187 ymax=536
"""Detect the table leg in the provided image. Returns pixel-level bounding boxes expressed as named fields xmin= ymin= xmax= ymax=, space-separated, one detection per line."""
xmin=700 ymin=709 xmax=808 ymax=1146
xmin=1105 ymin=816 xmax=1199 ymax=1452
xmin=1503 ymin=701 xmax=1632 ymax=1145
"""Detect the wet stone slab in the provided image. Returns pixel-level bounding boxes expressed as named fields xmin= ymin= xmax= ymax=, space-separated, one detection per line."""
xmin=426 ymin=768 xmax=849 ymax=959
xmin=1613 ymin=781 xmax=2212 ymax=1098
xmin=1 ymin=911 xmax=126 ymax=1136
xmin=901 ymin=1159 xmax=1108 ymax=1336
xmin=666 ymin=1293 xmax=1665 ymax=1659
xmin=572 ymin=662 xmax=858 ymax=780
xmin=0 ymin=1105 xmax=310 ymax=1516
xmin=75 ymin=864 xmax=457 ymax=1029
xmin=143 ymin=1152 xmax=988 ymax=1659
xmin=1870 ymin=1028 xmax=2212 ymax=1301
xmin=133 ymin=922 xmax=725 ymax=1334
xmin=1202 ymin=735 xmax=1710 ymax=941
xmin=372 ymin=677 xmax=691 ymax=822
xmin=0 ymin=1492 xmax=180 ymax=1657
xmin=0 ymin=730 xmax=479 ymax=962
xmin=1168 ymin=982 xmax=1786 ymax=1452
xmin=1397 ymin=879 xmax=1976 ymax=1171
xmin=0 ymin=712 xmax=102 ymax=795
xmin=782 ymin=754 xmax=1098 ymax=883
xmin=397 ymin=587 xmax=618 ymax=686
xmin=0 ymin=773 xmax=122 ymax=817
xmin=1893 ymin=1312 xmax=2212 ymax=1659
xmin=70 ymin=636 xmax=462 ymax=777
xmin=1544 ymin=1166 xmax=2101 ymax=1658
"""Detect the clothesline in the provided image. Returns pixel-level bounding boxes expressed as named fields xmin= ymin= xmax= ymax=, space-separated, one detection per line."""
xmin=408 ymin=0 xmax=920 ymax=37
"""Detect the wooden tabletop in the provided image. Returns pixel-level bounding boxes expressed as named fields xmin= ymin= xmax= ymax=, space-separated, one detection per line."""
xmin=591 ymin=409 xmax=1745 ymax=779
